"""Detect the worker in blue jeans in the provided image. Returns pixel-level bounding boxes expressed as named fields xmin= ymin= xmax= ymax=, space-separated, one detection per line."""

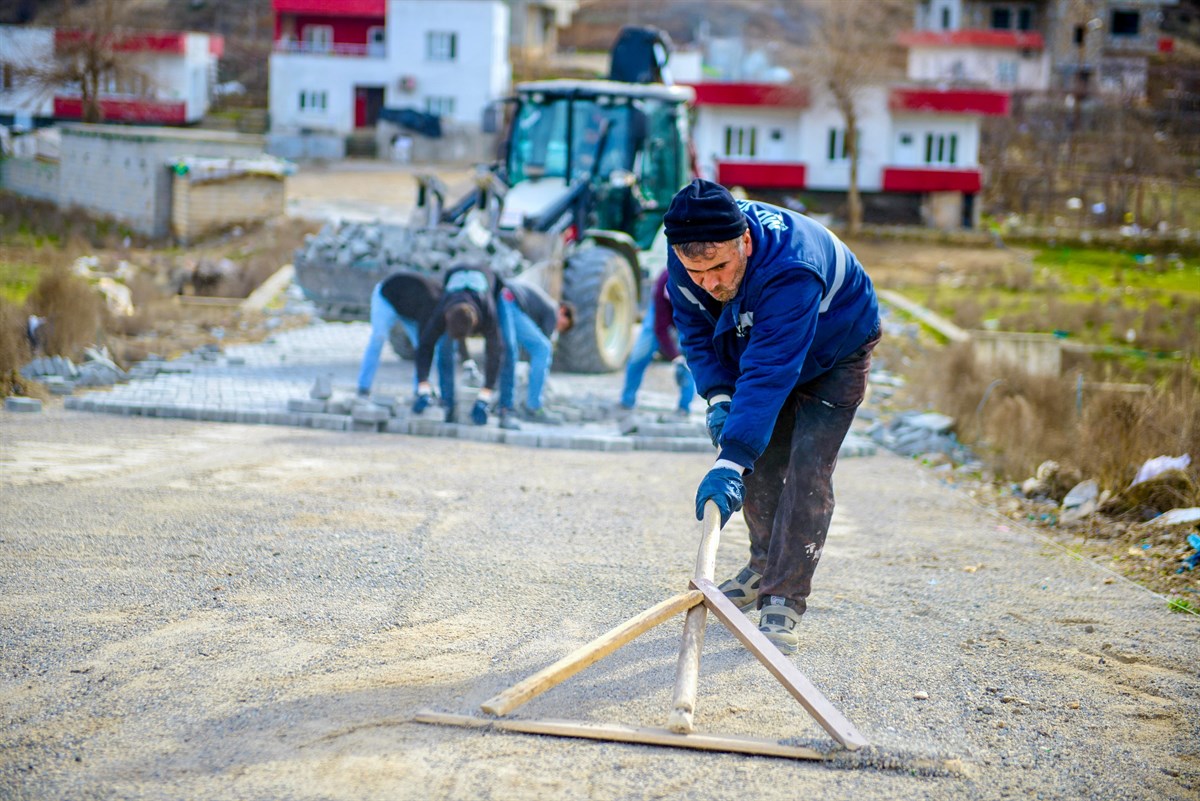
xmin=357 ymin=271 xmax=454 ymax=400
xmin=619 ymin=269 xmax=695 ymax=417
xmin=496 ymin=279 xmax=575 ymax=428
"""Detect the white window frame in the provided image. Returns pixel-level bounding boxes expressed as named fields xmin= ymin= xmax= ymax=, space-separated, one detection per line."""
xmin=299 ymin=89 xmax=328 ymax=113
xmin=827 ymin=127 xmax=859 ymax=162
xmin=722 ymin=125 xmax=757 ymax=159
xmin=997 ymin=59 xmax=1018 ymax=87
xmin=425 ymin=95 xmax=455 ymax=117
xmin=303 ymin=24 xmax=333 ymax=53
xmin=923 ymin=132 xmax=959 ymax=166
xmin=426 ymin=31 xmax=457 ymax=61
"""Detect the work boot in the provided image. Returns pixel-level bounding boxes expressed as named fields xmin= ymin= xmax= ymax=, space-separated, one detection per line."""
xmin=758 ymin=596 xmax=802 ymax=654
xmin=717 ymin=565 xmax=761 ymax=611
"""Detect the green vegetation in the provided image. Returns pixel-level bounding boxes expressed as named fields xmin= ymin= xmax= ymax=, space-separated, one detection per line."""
xmin=1167 ymin=597 xmax=1198 ymax=614
xmin=0 ymin=262 xmax=41 ymax=304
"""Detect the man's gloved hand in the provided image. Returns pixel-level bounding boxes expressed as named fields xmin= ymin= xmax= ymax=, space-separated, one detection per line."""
xmin=673 ymin=356 xmax=689 ymax=388
xmin=470 ymin=398 xmax=488 ymax=426
xmin=695 ymin=467 xmax=744 ymax=527
xmin=412 ymin=391 xmax=432 ymax=414
xmin=705 ymin=400 xmax=731 ymax=447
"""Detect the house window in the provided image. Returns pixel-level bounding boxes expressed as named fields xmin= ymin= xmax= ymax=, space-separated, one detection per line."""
xmin=991 ymin=7 xmax=1012 ymax=30
xmin=941 ymin=6 xmax=951 ymax=29
xmin=723 ymin=125 xmax=757 ymax=158
xmin=828 ymin=128 xmax=854 ymax=161
xmin=2 ymin=63 xmax=13 ymax=91
xmin=426 ymin=31 xmax=457 ymax=61
xmin=299 ymin=90 xmax=328 ymax=112
xmin=425 ymin=95 xmax=455 ymax=116
xmin=1017 ymin=7 xmax=1033 ymax=31
xmin=1111 ymin=10 xmax=1140 ymax=37
xmin=899 ymin=133 xmax=913 ymax=146
xmin=924 ymin=132 xmax=958 ymax=165
xmin=1074 ymin=25 xmax=1085 ymax=46
xmin=997 ymin=60 xmax=1018 ymax=86
xmin=303 ymin=24 xmax=333 ymax=53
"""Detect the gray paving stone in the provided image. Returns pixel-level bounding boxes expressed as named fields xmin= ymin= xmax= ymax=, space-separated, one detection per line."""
xmin=503 ymin=431 xmax=541 ymax=448
xmin=351 ymin=404 xmax=391 ymax=423
xmin=287 ymin=398 xmax=326 ymax=413
xmin=571 ymin=435 xmax=635 ymax=452
xmin=308 ymin=413 xmax=350 ymax=431
xmin=5 ymin=397 xmax=42 ymax=413
xmin=384 ymin=419 xmax=411 ymax=435
xmin=352 ymin=420 xmax=383 ymax=432
xmin=457 ymin=426 xmax=505 ymax=444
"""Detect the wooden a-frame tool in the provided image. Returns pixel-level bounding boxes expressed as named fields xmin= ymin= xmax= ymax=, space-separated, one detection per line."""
xmin=415 ymin=502 xmax=868 ymax=760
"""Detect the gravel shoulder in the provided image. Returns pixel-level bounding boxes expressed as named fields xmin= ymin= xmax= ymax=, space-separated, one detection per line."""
xmin=1 ymin=408 xmax=1197 ymax=800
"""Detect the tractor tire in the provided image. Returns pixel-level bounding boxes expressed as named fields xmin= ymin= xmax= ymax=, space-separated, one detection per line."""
xmin=556 ymin=245 xmax=637 ymax=373
xmin=389 ymin=323 xmax=416 ymax=360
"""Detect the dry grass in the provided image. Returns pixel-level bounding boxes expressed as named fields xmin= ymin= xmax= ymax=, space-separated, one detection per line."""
xmin=23 ymin=266 xmax=104 ymax=359
xmin=908 ymin=343 xmax=1200 ymax=502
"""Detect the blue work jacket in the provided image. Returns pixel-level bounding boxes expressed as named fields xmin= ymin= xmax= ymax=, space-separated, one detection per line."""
xmin=666 ymin=199 xmax=879 ymax=471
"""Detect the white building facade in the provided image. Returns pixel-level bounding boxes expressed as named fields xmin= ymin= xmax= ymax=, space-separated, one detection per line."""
xmin=268 ymin=0 xmax=510 ymax=136
xmin=0 ymin=25 xmax=221 ymax=126
xmin=688 ymin=81 xmax=1007 ymax=229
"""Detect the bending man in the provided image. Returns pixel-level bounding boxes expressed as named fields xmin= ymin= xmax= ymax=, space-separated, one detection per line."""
xmin=663 ymin=179 xmax=880 ymax=654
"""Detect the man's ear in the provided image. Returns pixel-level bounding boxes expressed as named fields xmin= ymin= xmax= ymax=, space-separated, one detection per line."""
xmin=742 ymin=229 xmax=753 ymax=259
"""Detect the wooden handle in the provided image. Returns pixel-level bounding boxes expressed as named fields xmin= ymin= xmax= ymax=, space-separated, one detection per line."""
xmin=668 ymin=501 xmax=724 ymax=733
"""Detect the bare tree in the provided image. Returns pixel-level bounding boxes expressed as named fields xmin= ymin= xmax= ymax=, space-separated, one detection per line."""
xmin=6 ymin=0 xmax=158 ymax=123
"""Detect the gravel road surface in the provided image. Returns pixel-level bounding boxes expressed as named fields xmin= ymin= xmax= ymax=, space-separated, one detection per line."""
xmin=2 ymin=408 xmax=1197 ymax=800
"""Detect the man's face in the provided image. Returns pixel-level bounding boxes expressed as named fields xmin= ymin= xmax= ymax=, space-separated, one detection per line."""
xmin=676 ymin=231 xmax=753 ymax=303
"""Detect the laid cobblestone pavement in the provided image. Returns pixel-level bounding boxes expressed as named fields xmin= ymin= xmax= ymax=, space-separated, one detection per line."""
xmin=57 ymin=315 xmax=877 ymax=457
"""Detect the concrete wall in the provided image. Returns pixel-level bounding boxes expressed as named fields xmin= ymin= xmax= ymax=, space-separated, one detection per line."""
xmin=58 ymin=124 xmax=266 ymax=238
xmin=171 ymin=174 xmax=285 ymax=243
xmin=971 ymin=331 xmax=1063 ymax=377
xmin=0 ymin=157 xmax=60 ymax=202
xmin=907 ymin=46 xmax=1051 ymax=91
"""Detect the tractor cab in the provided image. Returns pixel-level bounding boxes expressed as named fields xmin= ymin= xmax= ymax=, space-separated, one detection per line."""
xmin=499 ymin=80 xmax=694 ymax=250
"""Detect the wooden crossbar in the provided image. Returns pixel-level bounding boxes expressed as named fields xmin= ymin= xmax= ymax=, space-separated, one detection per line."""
xmin=415 ymin=711 xmax=828 ymax=761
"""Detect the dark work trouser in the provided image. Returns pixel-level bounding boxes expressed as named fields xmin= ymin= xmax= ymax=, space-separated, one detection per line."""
xmin=741 ymin=327 xmax=881 ymax=614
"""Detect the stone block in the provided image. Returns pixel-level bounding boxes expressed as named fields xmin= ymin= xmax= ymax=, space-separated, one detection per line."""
xmin=226 ymin=356 xmax=246 ymax=366
xmin=352 ymin=420 xmax=383 ymax=433
xmin=267 ymin=412 xmax=303 ymax=426
xmin=326 ymin=397 xmax=354 ymax=415
xmin=384 ymin=419 xmax=411 ymax=434
xmin=5 ymin=397 xmax=42 ymax=413
xmin=457 ymin=426 xmax=505 ymax=444
xmin=503 ymin=431 xmax=541 ymax=448
xmin=48 ymin=381 xmax=75 ymax=396
xmin=63 ymin=397 xmax=83 ymax=411
xmin=351 ymin=404 xmax=391 ymax=424
xmin=308 ymin=413 xmax=350 ymax=431
xmin=407 ymin=418 xmax=443 ymax=437
xmin=572 ymin=435 xmax=634 ymax=452
xmin=288 ymin=398 xmax=326 ymax=413
xmin=310 ymin=375 xmax=333 ymax=400
xmin=537 ymin=433 xmax=574 ymax=449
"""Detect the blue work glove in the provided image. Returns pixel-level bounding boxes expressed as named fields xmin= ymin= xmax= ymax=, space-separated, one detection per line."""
xmin=412 ymin=391 xmax=432 ymax=414
xmin=673 ymin=357 xmax=689 ymax=388
xmin=470 ymin=398 xmax=488 ymax=426
xmin=695 ymin=467 xmax=744 ymax=527
xmin=705 ymin=400 xmax=730 ymax=448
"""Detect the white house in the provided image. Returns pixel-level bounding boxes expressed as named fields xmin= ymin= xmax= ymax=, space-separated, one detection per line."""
xmin=687 ymin=80 xmax=1008 ymax=229
xmin=268 ymin=0 xmax=510 ymax=136
xmin=0 ymin=24 xmax=222 ymax=127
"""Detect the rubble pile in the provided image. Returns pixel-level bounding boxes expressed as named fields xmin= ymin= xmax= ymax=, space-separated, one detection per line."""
xmin=19 ymin=348 xmax=129 ymax=395
xmin=295 ymin=220 xmax=526 ymax=277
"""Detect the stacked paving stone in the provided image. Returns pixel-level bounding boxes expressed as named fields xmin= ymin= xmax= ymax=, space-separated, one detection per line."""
xmin=295 ymin=220 xmax=525 ymax=280
xmin=19 ymin=351 xmax=129 ymax=396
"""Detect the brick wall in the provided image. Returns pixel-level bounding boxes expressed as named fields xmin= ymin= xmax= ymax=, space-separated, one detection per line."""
xmin=58 ymin=125 xmax=268 ymax=238
xmin=0 ymin=157 xmax=60 ymax=203
xmin=171 ymin=174 xmax=285 ymax=243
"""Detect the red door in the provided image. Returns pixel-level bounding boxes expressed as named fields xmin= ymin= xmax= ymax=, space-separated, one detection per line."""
xmin=354 ymin=88 xmax=367 ymax=128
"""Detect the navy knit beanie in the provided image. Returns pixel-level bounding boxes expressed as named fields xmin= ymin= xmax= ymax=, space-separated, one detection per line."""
xmin=663 ymin=179 xmax=748 ymax=246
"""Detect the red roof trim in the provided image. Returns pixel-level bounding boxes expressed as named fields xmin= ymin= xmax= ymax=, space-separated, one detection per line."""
xmin=273 ymin=0 xmax=386 ymax=16
xmin=882 ymin=167 xmax=981 ymax=193
xmin=55 ymin=30 xmax=188 ymax=54
xmin=890 ymin=87 xmax=1010 ymax=116
xmin=686 ymin=83 xmax=809 ymax=108
xmin=209 ymin=35 xmax=225 ymax=57
xmin=898 ymin=29 xmax=1044 ymax=50
xmin=716 ymin=161 xmax=807 ymax=189
xmin=53 ymin=96 xmax=188 ymax=125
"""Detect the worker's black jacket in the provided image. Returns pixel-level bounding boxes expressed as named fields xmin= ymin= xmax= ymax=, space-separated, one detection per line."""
xmin=379 ymin=271 xmax=442 ymax=326
xmin=415 ymin=265 xmax=502 ymax=390
xmin=501 ymin=279 xmax=558 ymax=337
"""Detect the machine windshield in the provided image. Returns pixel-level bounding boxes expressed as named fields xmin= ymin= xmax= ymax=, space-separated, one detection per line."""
xmin=508 ymin=97 xmax=633 ymax=184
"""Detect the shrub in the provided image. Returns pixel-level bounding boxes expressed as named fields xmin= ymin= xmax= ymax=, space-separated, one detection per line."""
xmin=0 ymin=296 xmax=31 ymax=396
xmin=24 ymin=266 xmax=102 ymax=359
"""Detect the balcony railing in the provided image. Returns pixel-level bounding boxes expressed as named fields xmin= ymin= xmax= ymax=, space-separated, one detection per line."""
xmin=272 ymin=40 xmax=385 ymax=58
